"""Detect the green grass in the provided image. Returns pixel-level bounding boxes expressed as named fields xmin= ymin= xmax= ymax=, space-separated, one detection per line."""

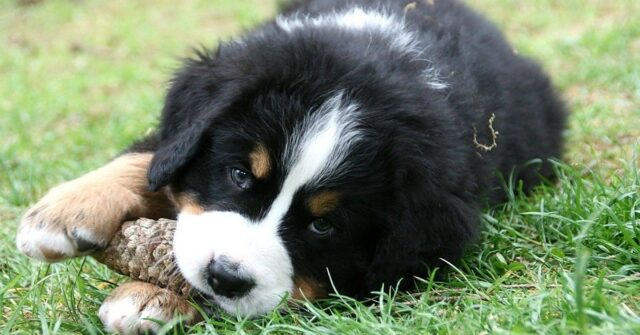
xmin=1 ymin=0 xmax=639 ymax=333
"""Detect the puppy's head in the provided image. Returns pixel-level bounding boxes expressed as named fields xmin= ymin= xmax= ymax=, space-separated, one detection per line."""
xmin=148 ymin=35 xmax=477 ymax=316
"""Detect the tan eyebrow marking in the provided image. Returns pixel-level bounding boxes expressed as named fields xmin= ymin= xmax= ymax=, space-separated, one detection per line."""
xmin=249 ymin=143 xmax=271 ymax=179
xmin=307 ymin=191 xmax=341 ymax=217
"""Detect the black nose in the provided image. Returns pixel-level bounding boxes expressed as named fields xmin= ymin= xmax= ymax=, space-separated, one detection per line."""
xmin=207 ymin=258 xmax=255 ymax=298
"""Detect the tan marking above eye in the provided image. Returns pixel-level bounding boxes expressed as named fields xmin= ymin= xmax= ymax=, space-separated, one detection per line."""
xmin=249 ymin=144 xmax=271 ymax=179
xmin=307 ymin=191 xmax=341 ymax=217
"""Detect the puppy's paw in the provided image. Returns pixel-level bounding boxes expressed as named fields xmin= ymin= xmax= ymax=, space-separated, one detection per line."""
xmin=16 ymin=154 xmax=153 ymax=262
xmin=99 ymin=282 xmax=197 ymax=335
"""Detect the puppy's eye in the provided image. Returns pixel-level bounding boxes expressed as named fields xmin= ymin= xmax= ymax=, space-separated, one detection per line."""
xmin=229 ymin=168 xmax=253 ymax=190
xmin=308 ymin=218 xmax=334 ymax=236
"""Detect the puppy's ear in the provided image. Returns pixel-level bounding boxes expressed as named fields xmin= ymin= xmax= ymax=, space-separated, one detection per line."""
xmin=362 ymin=190 xmax=479 ymax=295
xmin=147 ymin=120 xmax=209 ymax=191
xmin=146 ymin=79 xmax=218 ymax=192
xmin=147 ymin=58 xmax=239 ymax=191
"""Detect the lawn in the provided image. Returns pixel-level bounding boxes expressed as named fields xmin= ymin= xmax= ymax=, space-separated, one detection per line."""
xmin=1 ymin=0 xmax=639 ymax=334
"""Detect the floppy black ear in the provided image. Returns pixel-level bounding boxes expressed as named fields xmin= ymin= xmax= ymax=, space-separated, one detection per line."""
xmin=146 ymin=72 xmax=220 ymax=192
xmin=146 ymin=47 xmax=251 ymax=191
xmin=147 ymin=121 xmax=209 ymax=191
xmin=147 ymin=94 xmax=237 ymax=191
xmin=361 ymin=190 xmax=479 ymax=295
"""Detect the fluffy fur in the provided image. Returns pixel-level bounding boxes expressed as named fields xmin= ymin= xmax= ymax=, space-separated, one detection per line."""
xmin=18 ymin=0 xmax=566 ymax=323
xmin=146 ymin=0 xmax=565 ymax=309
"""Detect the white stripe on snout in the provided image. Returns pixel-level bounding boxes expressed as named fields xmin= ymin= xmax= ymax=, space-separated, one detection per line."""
xmin=173 ymin=92 xmax=361 ymax=316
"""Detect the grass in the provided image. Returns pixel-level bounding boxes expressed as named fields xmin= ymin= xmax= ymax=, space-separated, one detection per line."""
xmin=1 ymin=0 xmax=639 ymax=333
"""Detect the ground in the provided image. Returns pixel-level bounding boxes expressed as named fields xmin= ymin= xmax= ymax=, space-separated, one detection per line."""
xmin=1 ymin=0 xmax=639 ymax=333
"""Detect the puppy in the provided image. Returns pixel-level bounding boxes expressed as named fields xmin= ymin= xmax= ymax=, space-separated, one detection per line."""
xmin=17 ymin=0 xmax=565 ymax=333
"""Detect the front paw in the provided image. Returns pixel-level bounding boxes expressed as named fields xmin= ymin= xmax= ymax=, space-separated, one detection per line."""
xmin=16 ymin=177 xmax=141 ymax=262
xmin=99 ymin=282 xmax=197 ymax=335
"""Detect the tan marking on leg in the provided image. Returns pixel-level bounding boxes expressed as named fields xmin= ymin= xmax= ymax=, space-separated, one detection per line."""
xmin=291 ymin=276 xmax=327 ymax=300
xmin=104 ymin=282 xmax=195 ymax=317
xmin=17 ymin=153 xmax=175 ymax=262
xmin=249 ymin=143 xmax=271 ymax=179
xmin=39 ymin=247 xmax=66 ymax=261
xmin=99 ymin=281 xmax=198 ymax=333
xmin=307 ymin=191 xmax=341 ymax=217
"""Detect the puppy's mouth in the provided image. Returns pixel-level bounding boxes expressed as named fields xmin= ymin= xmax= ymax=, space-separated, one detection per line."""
xmin=195 ymin=283 xmax=285 ymax=317
xmin=209 ymin=292 xmax=250 ymax=309
xmin=174 ymin=256 xmax=291 ymax=317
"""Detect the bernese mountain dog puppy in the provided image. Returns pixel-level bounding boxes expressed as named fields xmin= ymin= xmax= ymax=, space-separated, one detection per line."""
xmin=17 ymin=0 xmax=565 ymax=332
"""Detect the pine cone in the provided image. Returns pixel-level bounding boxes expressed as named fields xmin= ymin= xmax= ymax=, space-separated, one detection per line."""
xmin=93 ymin=218 xmax=192 ymax=297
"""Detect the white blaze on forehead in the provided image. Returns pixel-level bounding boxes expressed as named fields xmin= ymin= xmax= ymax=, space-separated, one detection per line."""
xmin=276 ymin=8 xmax=448 ymax=90
xmin=264 ymin=92 xmax=360 ymax=226
xmin=173 ymin=92 xmax=361 ymax=316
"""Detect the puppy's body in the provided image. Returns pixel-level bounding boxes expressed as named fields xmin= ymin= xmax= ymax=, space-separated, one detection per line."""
xmin=17 ymin=0 xmax=565 ymax=332
xmin=284 ymin=0 xmax=565 ymax=202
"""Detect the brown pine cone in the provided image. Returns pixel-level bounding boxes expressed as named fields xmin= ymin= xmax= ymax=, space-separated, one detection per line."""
xmin=93 ymin=218 xmax=192 ymax=297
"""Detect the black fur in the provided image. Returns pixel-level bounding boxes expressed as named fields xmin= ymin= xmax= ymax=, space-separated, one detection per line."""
xmin=136 ymin=0 xmax=565 ymax=298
